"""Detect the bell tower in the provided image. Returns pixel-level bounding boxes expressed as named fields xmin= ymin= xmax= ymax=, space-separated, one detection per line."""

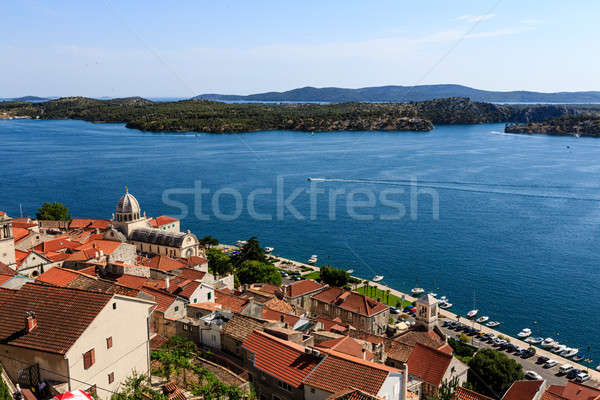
xmin=0 ymin=212 xmax=16 ymax=267
xmin=416 ymin=294 xmax=438 ymax=331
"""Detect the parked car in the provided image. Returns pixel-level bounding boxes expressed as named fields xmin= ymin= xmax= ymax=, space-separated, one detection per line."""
xmin=575 ymin=372 xmax=590 ymax=383
xmin=559 ymin=364 xmax=574 ymax=375
xmin=544 ymin=360 xmax=558 ymax=368
xmin=525 ymin=371 xmax=543 ymax=380
xmin=521 ymin=349 xmax=535 ymax=359
xmin=537 ymin=356 xmax=549 ymax=364
xmin=567 ymin=369 xmax=582 ymax=380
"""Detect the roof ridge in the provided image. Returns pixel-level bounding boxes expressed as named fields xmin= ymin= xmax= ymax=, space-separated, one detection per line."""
xmin=253 ymin=330 xmax=308 ymax=353
xmin=413 ymin=342 xmax=453 ymax=359
xmin=321 ymin=348 xmax=399 ymax=372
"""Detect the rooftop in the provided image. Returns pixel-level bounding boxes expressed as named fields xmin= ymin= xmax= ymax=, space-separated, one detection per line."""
xmin=312 ymin=287 xmax=388 ymax=317
xmin=316 ymin=335 xmax=373 ymax=361
xmin=455 ymin=387 xmax=495 ymax=400
xmin=286 ymin=279 xmax=326 ymax=298
xmin=503 ymin=380 xmax=546 ymax=400
xmin=222 ymin=314 xmax=266 ymax=342
xmin=406 ymin=343 xmax=453 ymax=387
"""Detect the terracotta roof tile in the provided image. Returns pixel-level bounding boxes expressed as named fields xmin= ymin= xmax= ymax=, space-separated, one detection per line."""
xmin=316 ymin=335 xmax=373 ymax=361
xmin=140 ymin=287 xmax=177 ymax=313
xmin=455 ymin=387 xmax=495 ymax=400
xmin=180 ymin=256 xmax=208 ymax=267
xmin=36 ymin=267 xmax=81 ymax=287
xmin=503 ymin=380 xmax=545 ymax=400
xmin=114 ymin=275 xmax=148 ymax=290
xmin=286 ymin=279 xmax=326 ymax=298
xmin=264 ymin=297 xmax=293 ymax=314
xmin=242 ymin=330 xmax=320 ymax=388
xmin=0 ymin=282 xmax=112 ymax=354
xmin=262 ymin=307 xmax=300 ymax=327
xmin=406 ymin=343 xmax=453 ymax=387
xmin=326 ymin=389 xmax=383 ymax=400
xmin=34 ymin=236 xmax=80 ymax=253
xmin=304 ymin=349 xmax=397 ymax=395
xmin=312 ymin=287 xmax=388 ymax=317
xmin=148 ymin=255 xmax=186 ymax=272
xmin=222 ymin=314 xmax=266 ymax=342
xmin=544 ymin=381 xmax=600 ymax=400
xmin=395 ymin=328 xmax=444 ymax=348
xmin=0 ymin=274 xmax=14 ymax=286
xmin=13 ymin=227 xmax=29 ymax=242
xmin=149 ymin=216 xmax=178 ymax=227
xmin=150 ymin=335 xmax=168 ymax=350
xmin=75 ymin=240 xmax=122 ymax=255
xmin=178 ymin=268 xmax=207 ymax=281
xmin=215 ymin=289 xmax=249 ymax=313
xmin=385 ymin=341 xmax=413 ymax=363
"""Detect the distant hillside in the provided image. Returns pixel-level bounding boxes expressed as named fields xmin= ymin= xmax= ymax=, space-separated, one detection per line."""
xmin=1 ymin=96 xmax=52 ymax=102
xmin=194 ymin=84 xmax=600 ymax=103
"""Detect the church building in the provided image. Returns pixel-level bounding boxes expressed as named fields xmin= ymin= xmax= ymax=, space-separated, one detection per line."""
xmin=0 ymin=211 xmax=16 ymax=267
xmin=104 ymin=189 xmax=200 ymax=258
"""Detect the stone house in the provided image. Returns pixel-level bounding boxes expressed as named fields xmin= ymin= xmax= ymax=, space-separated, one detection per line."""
xmin=140 ymin=286 xmax=186 ymax=337
xmin=0 ymin=283 xmax=154 ymax=399
xmin=284 ymin=279 xmax=327 ymax=310
xmin=221 ymin=314 xmax=267 ymax=358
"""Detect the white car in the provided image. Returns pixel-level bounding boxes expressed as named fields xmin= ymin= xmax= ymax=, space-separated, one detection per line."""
xmin=544 ymin=360 xmax=558 ymax=368
xmin=525 ymin=371 xmax=543 ymax=380
xmin=575 ymin=372 xmax=590 ymax=383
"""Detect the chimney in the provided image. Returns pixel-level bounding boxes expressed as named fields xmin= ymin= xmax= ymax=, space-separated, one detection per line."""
xmin=165 ymin=276 xmax=170 ymax=290
xmin=25 ymin=311 xmax=37 ymax=333
xmin=401 ymin=363 xmax=408 ymax=400
xmin=362 ymin=347 xmax=366 ymax=360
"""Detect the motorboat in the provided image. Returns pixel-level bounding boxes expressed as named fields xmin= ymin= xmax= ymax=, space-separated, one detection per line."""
xmin=467 ymin=309 xmax=478 ymax=318
xmin=439 ymin=302 xmax=453 ymax=309
xmin=561 ymin=348 xmax=579 ymax=358
xmin=486 ymin=321 xmax=501 ymax=327
xmin=595 ymin=365 xmax=600 ymax=372
xmin=429 ymin=292 xmax=438 ymax=297
xmin=476 ymin=316 xmax=489 ymax=323
xmin=307 ymin=177 xmax=326 ymax=182
xmin=347 ymin=269 xmax=354 ymax=274
xmin=308 ymin=255 xmax=318 ymax=264
xmin=572 ymin=354 xmax=585 ymax=362
xmin=518 ymin=328 xmax=532 ymax=338
xmin=552 ymin=344 xmax=567 ymax=354
xmin=411 ymin=288 xmax=424 ymax=296
xmin=529 ymin=337 xmax=543 ymax=344
xmin=265 ymin=247 xmax=274 ymax=253
xmin=541 ymin=338 xmax=556 ymax=348
xmin=372 ymin=275 xmax=384 ymax=282
xmin=440 ymin=296 xmax=447 ymax=301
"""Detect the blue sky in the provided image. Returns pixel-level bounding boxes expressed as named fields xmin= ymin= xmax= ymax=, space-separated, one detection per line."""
xmin=2 ymin=0 xmax=598 ymax=97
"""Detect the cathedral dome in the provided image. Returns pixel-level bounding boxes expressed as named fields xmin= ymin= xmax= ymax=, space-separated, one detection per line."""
xmin=116 ymin=188 xmax=141 ymax=216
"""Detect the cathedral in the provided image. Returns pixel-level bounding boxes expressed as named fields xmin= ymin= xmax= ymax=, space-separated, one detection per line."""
xmin=104 ymin=189 xmax=200 ymax=258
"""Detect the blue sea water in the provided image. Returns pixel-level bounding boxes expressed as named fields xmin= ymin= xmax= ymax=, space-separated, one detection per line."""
xmin=1 ymin=119 xmax=600 ymax=365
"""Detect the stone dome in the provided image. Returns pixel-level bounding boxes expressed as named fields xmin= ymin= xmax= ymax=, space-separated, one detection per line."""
xmin=116 ymin=188 xmax=141 ymax=216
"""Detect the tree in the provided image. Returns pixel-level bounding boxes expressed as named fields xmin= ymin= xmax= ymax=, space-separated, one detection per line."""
xmin=206 ymin=248 xmax=234 ymax=276
xmin=426 ymin=377 xmax=459 ymax=400
xmin=199 ymin=235 xmax=219 ymax=248
xmin=319 ymin=266 xmax=349 ymax=287
xmin=36 ymin=201 xmax=71 ymax=221
xmin=111 ymin=371 xmax=166 ymax=400
xmin=468 ymin=348 xmax=524 ymax=398
xmin=233 ymin=237 xmax=266 ymax=266
xmin=236 ymin=260 xmax=282 ymax=286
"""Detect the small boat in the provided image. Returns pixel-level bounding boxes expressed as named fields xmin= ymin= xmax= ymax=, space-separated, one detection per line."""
xmin=552 ymin=344 xmax=567 ymax=354
xmin=467 ymin=309 xmax=478 ymax=318
xmin=236 ymin=240 xmax=247 ymax=247
xmin=307 ymin=177 xmax=326 ymax=182
xmin=596 ymin=365 xmax=600 ymax=372
xmin=411 ymin=288 xmax=424 ymax=296
xmin=265 ymin=247 xmax=274 ymax=253
xmin=429 ymin=292 xmax=437 ymax=297
xmin=526 ymin=337 xmax=543 ymax=344
xmin=518 ymin=328 xmax=532 ymax=338
xmin=347 ymin=269 xmax=354 ymax=274
xmin=308 ymin=255 xmax=318 ymax=264
xmin=440 ymin=296 xmax=447 ymax=301
xmin=572 ymin=354 xmax=585 ymax=362
xmin=486 ymin=321 xmax=501 ymax=327
xmin=541 ymin=338 xmax=556 ymax=348
xmin=476 ymin=316 xmax=489 ymax=323
xmin=561 ymin=348 xmax=579 ymax=358
xmin=439 ymin=302 xmax=453 ymax=309
xmin=373 ymin=275 xmax=384 ymax=282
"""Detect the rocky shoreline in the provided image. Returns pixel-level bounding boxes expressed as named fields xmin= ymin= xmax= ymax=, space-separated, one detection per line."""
xmin=505 ymin=116 xmax=600 ymax=137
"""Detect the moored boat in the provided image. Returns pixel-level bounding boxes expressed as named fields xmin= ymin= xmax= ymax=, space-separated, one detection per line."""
xmin=561 ymin=348 xmax=579 ymax=358
xmin=572 ymin=354 xmax=585 ymax=362
xmin=372 ymin=275 xmax=384 ymax=282
xmin=439 ymin=302 xmax=453 ymax=309
xmin=308 ymin=255 xmax=318 ymax=264
xmin=518 ymin=328 xmax=532 ymax=338
xmin=347 ymin=269 xmax=354 ymax=274
xmin=411 ymin=288 xmax=424 ymax=296
xmin=467 ymin=309 xmax=478 ymax=318
xmin=265 ymin=247 xmax=274 ymax=253
xmin=552 ymin=344 xmax=567 ymax=354
xmin=527 ymin=337 xmax=543 ymax=344
xmin=541 ymin=338 xmax=555 ymax=348
xmin=476 ymin=316 xmax=489 ymax=323
xmin=486 ymin=321 xmax=501 ymax=327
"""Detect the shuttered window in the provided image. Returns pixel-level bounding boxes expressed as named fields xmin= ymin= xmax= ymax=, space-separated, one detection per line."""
xmin=106 ymin=336 xmax=113 ymax=349
xmin=83 ymin=348 xmax=95 ymax=370
xmin=108 ymin=372 xmax=114 ymax=384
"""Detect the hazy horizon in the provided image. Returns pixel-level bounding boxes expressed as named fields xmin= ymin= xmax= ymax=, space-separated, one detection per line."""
xmin=3 ymin=1 xmax=600 ymax=98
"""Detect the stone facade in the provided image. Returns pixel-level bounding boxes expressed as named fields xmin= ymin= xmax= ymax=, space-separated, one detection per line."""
xmin=0 ymin=212 xmax=16 ymax=267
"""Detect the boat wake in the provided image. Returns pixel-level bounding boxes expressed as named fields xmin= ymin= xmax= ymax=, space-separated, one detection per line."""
xmin=491 ymin=130 xmax=541 ymax=138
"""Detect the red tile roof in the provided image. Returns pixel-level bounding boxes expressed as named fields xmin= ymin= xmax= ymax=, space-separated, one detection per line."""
xmin=150 ymin=335 xmax=168 ymax=350
xmin=36 ymin=267 xmax=81 ymax=287
xmin=242 ymin=330 xmax=321 ymax=388
xmin=406 ymin=343 xmax=453 ymax=387
xmin=75 ymin=240 xmax=122 ymax=255
xmin=544 ymin=382 xmax=600 ymax=400
xmin=312 ymin=287 xmax=388 ymax=317
xmin=286 ymin=279 xmax=326 ymax=298
xmin=304 ymin=349 xmax=397 ymax=395
xmin=456 ymin=387 xmax=495 ymax=400
xmin=34 ymin=236 xmax=79 ymax=253
xmin=148 ymin=255 xmax=186 ymax=272
xmin=264 ymin=297 xmax=293 ymax=314
xmin=215 ymin=289 xmax=250 ymax=313
xmin=316 ymin=335 xmax=373 ymax=361
xmin=0 ymin=262 xmax=16 ymax=276
xmin=0 ymin=283 xmax=112 ymax=354
xmin=69 ymin=218 xmax=111 ymax=230
xmin=149 ymin=216 xmax=178 ymax=227
xmin=326 ymin=389 xmax=383 ymax=400
xmin=437 ymin=343 xmax=454 ymax=354
xmin=503 ymin=380 xmax=545 ymax=400
xmin=0 ymin=274 xmax=14 ymax=286
xmin=140 ymin=287 xmax=177 ymax=313
xmin=114 ymin=275 xmax=148 ymax=290
xmin=180 ymin=256 xmax=208 ymax=267
xmin=178 ymin=268 xmax=207 ymax=281
xmin=13 ymin=227 xmax=30 ymax=242
xmin=262 ymin=307 xmax=300 ymax=327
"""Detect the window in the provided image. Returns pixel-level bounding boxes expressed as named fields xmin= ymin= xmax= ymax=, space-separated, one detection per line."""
xmin=83 ymin=348 xmax=95 ymax=370
xmin=207 ymin=292 xmax=212 ymax=300
xmin=106 ymin=336 xmax=113 ymax=349
xmin=112 ymin=302 xmax=117 ymax=310
xmin=108 ymin=372 xmax=114 ymax=384
xmin=277 ymin=381 xmax=292 ymax=392
xmin=183 ymin=324 xmax=188 ymax=331
xmin=310 ymin=388 xmax=315 ymax=394
xmin=174 ymin=306 xmax=179 ymax=311
xmin=193 ymin=298 xmax=197 ymax=303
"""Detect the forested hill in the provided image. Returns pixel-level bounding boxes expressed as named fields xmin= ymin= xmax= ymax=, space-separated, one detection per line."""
xmin=195 ymin=84 xmax=600 ymax=103
xmin=0 ymin=96 xmax=584 ymax=134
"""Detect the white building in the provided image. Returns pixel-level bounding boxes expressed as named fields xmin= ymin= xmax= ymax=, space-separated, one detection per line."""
xmin=0 ymin=211 xmax=16 ymax=267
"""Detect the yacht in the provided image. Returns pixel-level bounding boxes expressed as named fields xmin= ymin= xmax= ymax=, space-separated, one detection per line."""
xmin=467 ymin=309 xmax=478 ymax=318
xmin=561 ymin=348 xmax=579 ymax=358
xmin=541 ymin=338 xmax=556 ymax=348
xmin=476 ymin=316 xmax=489 ymax=323
xmin=265 ymin=247 xmax=274 ymax=254
xmin=439 ymin=302 xmax=453 ymax=309
xmin=526 ymin=337 xmax=543 ymax=344
xmin=308 ymin=255 xmax=318 ymax=264
xmin=486 ymin=321 xmax=501 ymax=327
xmin=373 ymin=275 xmax=384 ymax=282
xmin=411 ymin=288 xmax=425 ymax=296
xmin=347 ymin=269 xmax=354 ymax=274
xmin=552 ymin=344 xmax=567 ymax=354
xmin=518 ymin=328 xmax=532 ymax=338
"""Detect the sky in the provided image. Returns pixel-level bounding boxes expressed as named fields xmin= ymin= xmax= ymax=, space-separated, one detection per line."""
xmin=2 ymin=0 xmax=599 ymax=97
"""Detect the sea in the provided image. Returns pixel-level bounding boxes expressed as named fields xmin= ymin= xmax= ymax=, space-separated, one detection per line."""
xmin=1 ymin=119 xmax=599 ymax=365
